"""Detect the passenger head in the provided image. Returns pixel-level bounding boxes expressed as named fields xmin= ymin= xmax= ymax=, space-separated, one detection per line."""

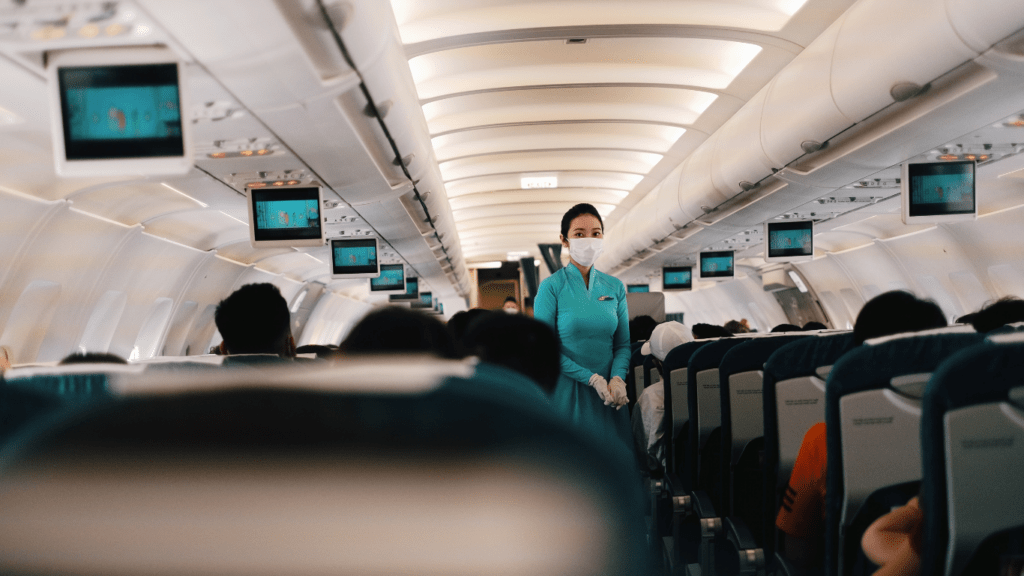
xmin=462 ymin=313 xmax=561 ymax=394
xmin=341 ymin=306 xmax=460 ymax=359
xmin=803 ymin=321 xmax=828 ymax=331
xmin=853 ymin=290 xmax=946 ymax=345
xmin=502 ymin=296 xmax=519 ymax=314
xmin=630 ymin=315 xmax=658 ymax=342
xmin=692 ymin=323 xmax=733 ymax=339
xmin=968 ymin=296 xmax=1024 ymax=333
xmin=724 ymin=320 xmax=750 ymax=334
xmin=640 ymin=321 xmax=692 ymax=361
xmin=771 ymin=323 xmax=802 ymax=333
xmin=214 ymin=283 xmax=294 ymax=357
xmin=447 ymin=308 xmax=490 ymax=353
xmin=59 ymin=352 xmax=128 ymax=366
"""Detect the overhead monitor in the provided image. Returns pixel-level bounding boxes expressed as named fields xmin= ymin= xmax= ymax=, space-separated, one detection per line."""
xmin=662 ymin=266 xmax=693 ymax=291
xmin=48 ymin=47 xmax=193 ymax=177
xmin=700 ymin=251 xmax=734 ymax=280
xmin=416 ymin=292 xmax=433 ymax=309
xmin=330 ymin=237 xmax=380 ymax=279
xmin=627 ymin=284 xmax=650 ymax=293
xmin=390 ymin=277 xmax=419 ymax=301
xmin=901 ymin=160 xmax=977 ymax=224
xmin=247 ymin=185 xmax=324 ymax=248
xmin=370 ymin=264 xmax=406 ymax=295
xmin=765 ymin=220 xmax=814 ymax=262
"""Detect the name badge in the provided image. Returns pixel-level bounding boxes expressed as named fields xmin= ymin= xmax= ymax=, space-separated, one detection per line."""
xmin=598 ymin=296 xmax=614 ymax=301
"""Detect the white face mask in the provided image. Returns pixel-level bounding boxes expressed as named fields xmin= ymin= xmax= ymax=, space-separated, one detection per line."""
xmin=503 ymin=307 xmax=518 ymax=314
xmin=568 ymin=238 xmax=603 ymax=268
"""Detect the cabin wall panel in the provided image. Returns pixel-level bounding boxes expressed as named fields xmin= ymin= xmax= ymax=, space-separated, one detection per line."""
xmin=665 ymin=275 xmax=787 ymax=332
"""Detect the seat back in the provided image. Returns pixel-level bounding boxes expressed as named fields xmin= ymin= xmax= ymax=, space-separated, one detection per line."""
xmin=643 ymin=354 xmax=662 ymax=396
xmin=826 ymin=331 xmax=984 ymax=576
xmin=760 ymin=332 xmax=856 ymax=568
xmin=628 ymin=344 xmax=645 ymax=402
xmin=661 ymin=341 xmax=709 ymax=482
xmin=718 ymin=335 xmax=807 ymax=520
xmin=687 ymin=338 xmax=747 ymax=497
xmin=0 ymin=360 xmax=650 ymax=576
xmin=922 ymin=337 xmax=1024 ymax=576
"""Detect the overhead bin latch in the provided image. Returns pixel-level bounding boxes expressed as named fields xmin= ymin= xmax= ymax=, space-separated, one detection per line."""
xmin=890 ymin=82 xmax=929 ymax=103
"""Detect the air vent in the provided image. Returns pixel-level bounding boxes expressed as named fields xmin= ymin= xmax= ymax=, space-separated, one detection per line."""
xmin=565 ymin=38 xmax=588 ymax=45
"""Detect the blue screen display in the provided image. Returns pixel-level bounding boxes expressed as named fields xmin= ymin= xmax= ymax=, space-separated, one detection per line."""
xmin=406 ymin=278 xmax=418 ymax=295
xmin=420 ymin=293 xmax=432 ymax=306
xmin=665 ymin=270 xmax=691 ymax=285
xmin=769 ymin=229 xmax=812 ymax=253
xmin=334 ymin=245 xmax=376 ymax=267
xmin=66 ymin=85 xmax=181 ymax=141
xmin=371 ymin=265 xmax=404 ymax=289
xmin=908 ymin=161 xmax=975 ymax=217
xmin=701 ymin=254 xmax=734 ymax=277
xmin=627 ymin=285 xmax=649 ymax=293
xmin=255 ymin=199 xmax=320 ymax=230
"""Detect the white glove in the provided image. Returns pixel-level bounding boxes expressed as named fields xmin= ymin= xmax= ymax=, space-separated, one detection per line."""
xmin=609 ymin=376 xmax=628 ymax=409
xmin=589 ymin=374 xmax=613 ymax=405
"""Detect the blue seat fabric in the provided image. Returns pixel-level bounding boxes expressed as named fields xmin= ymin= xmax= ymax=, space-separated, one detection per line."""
xmin=824 ymin=333 xmax=984 ymax=576
xmin=661 ymin=340 xmax=709 ymax=485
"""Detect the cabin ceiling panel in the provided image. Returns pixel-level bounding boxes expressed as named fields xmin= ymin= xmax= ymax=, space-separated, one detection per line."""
xmin=254 ymin=252 xmax=326 ymax=279
xmin=214 ymin=241 xmax=296 ymax=266
xmin=449 ymin=189 xmax=628 ymax=211
xmin=432 ymin=123 xmax=687 ymax=162
xmin=453 ymin=202 xmax=615 ymax=225
xmin=440 ymin=150 xmax=663 ymax=182
xmin=391 ymin=0 xmax=812 ymax=44
xmin=459 ymin=224 xmax=560 ymax=240
xmin=445 ymin=172 xmax=643 ymax=197
xmin=423 ymin=87 xmax=718 ymax=135
xmin=409 ymin=37 xmax=763 ymax=101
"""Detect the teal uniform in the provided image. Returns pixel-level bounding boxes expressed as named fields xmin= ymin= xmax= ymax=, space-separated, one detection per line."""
xmin=534 ymin=264 xmax=633 ymax=448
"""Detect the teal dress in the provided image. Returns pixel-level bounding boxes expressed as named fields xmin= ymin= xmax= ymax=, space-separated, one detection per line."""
xmin=534 ymin=264 xmax=633 ymax=448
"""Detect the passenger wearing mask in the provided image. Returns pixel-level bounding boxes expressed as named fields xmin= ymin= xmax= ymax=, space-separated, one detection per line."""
xmin=777 ymin=290 xmax=946 ymax=570
xmin=632 ymin=321 xmax=692 ymax=468
xmin=501 ymin=296 xmax=520 ymax=314
xmin=214 ymin=283 xmax=296 ymax=365
xmin=534 ymin=203 xmax=632 ymax=447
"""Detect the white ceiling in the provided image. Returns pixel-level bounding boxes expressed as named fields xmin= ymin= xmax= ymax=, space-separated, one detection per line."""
xmin=389 ymin=0 xmax=856 ymax=262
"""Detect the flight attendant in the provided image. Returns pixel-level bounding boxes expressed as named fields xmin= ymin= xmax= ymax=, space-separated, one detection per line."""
xmin=534 ymin=203 xmax=632 ymax=447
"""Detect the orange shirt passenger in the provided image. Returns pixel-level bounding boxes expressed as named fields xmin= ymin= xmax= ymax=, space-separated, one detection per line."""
xmin=776 ymin=422 xmax=828 ymax=568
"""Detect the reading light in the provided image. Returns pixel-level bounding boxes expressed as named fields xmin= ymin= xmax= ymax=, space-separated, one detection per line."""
xmin=287 ymin=180 xmax=300 ymax=185
xmin=105 ymin=23 xmax=125 ymax=36
xmin=521 ymin=176 xmax=557 ymax=189
xmin=78 ymin=24 xmax=100 ymax=38
xmin=209 ymin=152 xmax=227 ymax=159
xmin=240 ymin=150 xmax=253 ymax=157
xmin=248 ymin=182 xmax=266 ymax=188
xmin=938 ymin=154 xmax=959 ymax=161
xmin=256 ymin=149 xmax=270 ymax=155
xmin=272 ymin=181 xmax=285 ymax=186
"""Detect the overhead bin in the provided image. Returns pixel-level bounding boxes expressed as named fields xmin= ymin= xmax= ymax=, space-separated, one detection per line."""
xmin=601 ymin=0 xmax=1024 ymax=275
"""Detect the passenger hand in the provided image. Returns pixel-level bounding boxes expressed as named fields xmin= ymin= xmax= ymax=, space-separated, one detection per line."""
xmin=589 ymin=374 xmax=613 ymax=405
xmin=608 ymin=376 xmax=628 ymax=409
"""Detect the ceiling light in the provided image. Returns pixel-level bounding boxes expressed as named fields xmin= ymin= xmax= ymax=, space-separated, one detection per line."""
xmin=507 ymin=251 xmax=531 ymax=261
xmin=521 ymin=176 xmax=557 ymax=189
xmin=788 ymin=270 xmax=808 ymax=293
xmin=468 ymin=261 xmax=502 ymax=269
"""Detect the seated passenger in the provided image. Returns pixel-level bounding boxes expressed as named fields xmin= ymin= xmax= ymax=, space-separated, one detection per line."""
xmin=803 ymin=321 xmax=828 ymax=331
xmin=501 ymin=296 xmax=520 ymax=314
xmin=778 ymin=291 xmax=945 ymax=569
xmin=724 ymin=319 xmax=750 ymax=334
xmin=632 ymin=321 xmax=692 ymax=467
xmin=214 ymin=283 xmax=296 ymax=364
xmin=461 ymin=313 xmax=561 ymax=394
xmin=692 ymin=323 xmax=733 ymax=339
xmin=59 ymin=352 xmax=128 ymax=366
xmin=630 ymin=315 xmax=659 ymax=342
xmin=968 ymin=296 xmax=1024 ymax=333
xmin=340 ymin=306 xmax=460 ymax=359
xmin=771 ymin=323 xmax=803 ymax=333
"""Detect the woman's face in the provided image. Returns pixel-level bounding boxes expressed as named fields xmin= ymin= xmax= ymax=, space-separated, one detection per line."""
xmin=561 ymin=213 xmax=603 ymax=247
